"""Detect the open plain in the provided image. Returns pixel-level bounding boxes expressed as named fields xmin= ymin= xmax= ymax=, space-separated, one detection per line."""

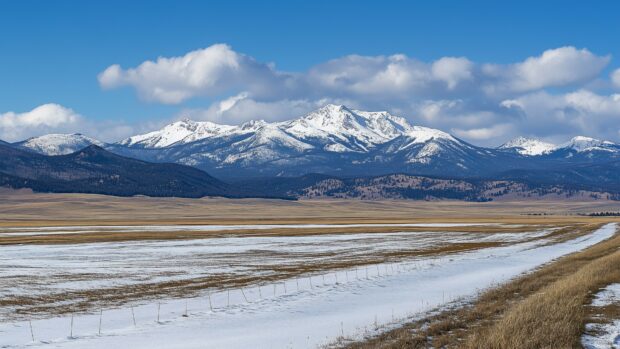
xmin=1 ymin=190 xmax=620 ymax=348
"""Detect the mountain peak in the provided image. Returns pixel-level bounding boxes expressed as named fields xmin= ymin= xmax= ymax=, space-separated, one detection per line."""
xmin=499 ymin=137 xmax=556 ymax=156
xmin=15 ymin=133 xmax=103 ymax=156
xmin=119 ymin=119 xmax=236 ymax=148
xmin=403 ymin=126 xmax=456 ymax=144
xmin=560 ymin=136 xmax=616 ymax=152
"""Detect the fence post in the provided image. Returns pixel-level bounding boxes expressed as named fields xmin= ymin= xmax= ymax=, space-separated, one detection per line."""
xmin=207 ymin=292 xmax=213 ymax=311
xmin=131 ymin=305 xmax=136 ymax=326
xmin=70 ymin=314 xmax=74 ymax=338
xmin=241 ymin=288 xmax=249 ymax=303
xmin=29 ymin=320 xmax=35 ymax=342
xmin=157 ymin=303 xmax=161 ymax=323
xmin=98 ymin=309 xmax=102 ymax=335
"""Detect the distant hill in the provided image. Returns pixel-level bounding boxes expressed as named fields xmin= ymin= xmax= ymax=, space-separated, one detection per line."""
xmin=235 ymin=172 xmax=620 ymax=201
xmin=0 ymin=143 xmax=281 ymax=199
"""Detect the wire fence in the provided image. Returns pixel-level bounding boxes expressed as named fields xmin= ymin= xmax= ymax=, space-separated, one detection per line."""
xmin=1 ymin=257 xmax=463 ymax=346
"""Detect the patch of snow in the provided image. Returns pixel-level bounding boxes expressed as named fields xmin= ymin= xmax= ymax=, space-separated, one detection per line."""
xmin=498 ymin=136 xmax=556 ymax=156
xmin=582 ymin=283 xmax=620 ymax=349
xmin=16 ymin=134 xmax=103 ymax=155
xmin=591 ymin=283 xmax=620 ymax=307
xmin=559 ymin=136 xmax=618 ymax=153
xmin=119 ymin=119 xmax=236 ymax=148
xmin=0 ymin=223 xmax=615 ymax=349
xmin=403 ymin=126 xmax=456 ymax=145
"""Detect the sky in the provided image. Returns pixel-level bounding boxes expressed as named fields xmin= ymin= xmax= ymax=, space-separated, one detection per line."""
xmin=1 ymin=0 xmax=620 ymax=145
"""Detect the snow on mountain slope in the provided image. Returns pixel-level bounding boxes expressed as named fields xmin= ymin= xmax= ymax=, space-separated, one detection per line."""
xmin=283 ymin=104 xmax=412 ymax=152
xmin=14 ymin=134 xmax=104 ymax=155
xmin=499 ymin=137 xmax=556 ymax=156
xmin=111 ymin=104 xmax=498 ymax=176
xmin=221 ymin=123 xmax=315 ymax=165
xmin=119 ymin=119 xmax=236 ymax=148
xmin=120 ymin=105 xmax=416 ymax=155
xmin=557 ymin=136 xmax=619 ymax=153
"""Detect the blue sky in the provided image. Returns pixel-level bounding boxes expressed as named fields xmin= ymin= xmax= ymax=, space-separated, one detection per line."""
xmin=2 ymin=0 xmax=620 ymax=145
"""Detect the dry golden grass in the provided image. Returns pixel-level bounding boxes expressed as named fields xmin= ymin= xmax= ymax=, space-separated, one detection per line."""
xmin=346 ymin=223 xmax=620 ymax=349
xmin=0 ymin=224 xmax=558 ymax=245
xmin=466 ymin=243 xmax=620 ymax=348
xmin=2 ymin=189 xmax=620 ymax=227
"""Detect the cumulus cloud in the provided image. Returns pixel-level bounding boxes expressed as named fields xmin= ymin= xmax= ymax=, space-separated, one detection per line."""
xmin=0 ymin=104 xmax=83 ymax=142
xmin=101 ymin=44 xmax=610 ymax=105
xmin=98 ymin=44 xmax=296 ymax=104
xmin=500 ymin=90 xmax=620 ymax=141
xmin=452 ymin=124 xmax=513 ymax=141
xmin=0 ymin=104 xmax=135 ymax=143
xmin=178 ymin=94 xmax=352 ymax=124
xmin=482 ymin=47 xmax=610 ymax=93
xmin=612 ymin=68 xmax=620 ymax=88
xmin=431 ymin=57 xmax=474 ymax=89
xmin=97 ymin=44 xmax=620 ymax=145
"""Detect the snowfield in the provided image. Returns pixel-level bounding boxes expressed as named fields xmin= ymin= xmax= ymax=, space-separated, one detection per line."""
xmin=582 ymin=283 xmax=620 ymax=349
xmin=0 ymin=222 xmax=505 ymax=237
xmin=0 ymin=223 xmax=615 ymax=348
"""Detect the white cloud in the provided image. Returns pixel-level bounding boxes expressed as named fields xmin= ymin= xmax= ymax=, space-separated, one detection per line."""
xmin=0 ymin=104 xmax=136 ymax=143
xmin=483 ymin=47 xmax=610 ymax=93
xmin=0 ymin=104 xmax=81 ymax=128
xmin=499 ymin=90 xmax=620 ymax=140
xmin=611 ymin=68 xmax=620 ymax=88
xmin=98 ymin=44 xmax=294 ymax=104
xmin=452 ymin=124 xmax=513 ymax=141
xmin=431 ymin=57 xmax=473 ymax=89
xmin=179 ymin=96 xmax=348 ymax=124
xmin=0 ymin=104 xmax=83 ymax=142
xmin=96 ymin=44 xmax=619 ymax=145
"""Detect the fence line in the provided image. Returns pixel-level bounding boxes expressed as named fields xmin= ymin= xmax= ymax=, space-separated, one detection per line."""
xmin=10 ymin=257 xmax=459 ymax=346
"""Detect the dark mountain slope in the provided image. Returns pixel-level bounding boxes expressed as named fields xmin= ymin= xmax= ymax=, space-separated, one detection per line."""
xmin=496 ymin=161 xmax=620 ymax=193
xmin=0 ymin=144 xmax=276 ymax=198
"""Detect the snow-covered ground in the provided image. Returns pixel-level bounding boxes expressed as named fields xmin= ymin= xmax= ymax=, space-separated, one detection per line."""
xmin=0 ymin=225 xmax=543 ymax=312
xmin=0 ymin=222 xmax=507 ymax=237
xmin=0 ymin=223 xmax=615 ymax=348
xmin=582 ymin=283 xmax=620 ymax=349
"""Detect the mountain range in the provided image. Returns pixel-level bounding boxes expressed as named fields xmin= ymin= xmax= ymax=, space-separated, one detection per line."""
xmin=10 ymin=104 xmax=620 ymax=179
xmin=2 ymin=104 xmax=620 ymax=200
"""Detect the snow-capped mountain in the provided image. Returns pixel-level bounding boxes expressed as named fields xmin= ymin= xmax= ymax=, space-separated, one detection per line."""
xmin=14 ymin=134 xmax=104 ymax=155
xmin=499 ymin=136 xmax=620 ymax=157
xmin=119 ymin=119 xmax=237 ymax=148
xmin=498 ymin=137 xmax=556 ymax=156
xmin=10 ymin=104 xmax=620 ymax=179
xmin=111 ymin=104 xmax=494 ymax=177
xmin=281 ymin=104 xmax=412 ymax=152
xmin=556 ymin=136 xmax=620 ymax=153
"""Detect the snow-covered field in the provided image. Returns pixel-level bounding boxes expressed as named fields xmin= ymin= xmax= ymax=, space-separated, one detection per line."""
xmin=0 ymin=223 xmax=615 ymax=348
xmin=0 ymin=222 xmax=504 ymax=237
xmin=582 ymin=283 xmax=620 ymax=349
